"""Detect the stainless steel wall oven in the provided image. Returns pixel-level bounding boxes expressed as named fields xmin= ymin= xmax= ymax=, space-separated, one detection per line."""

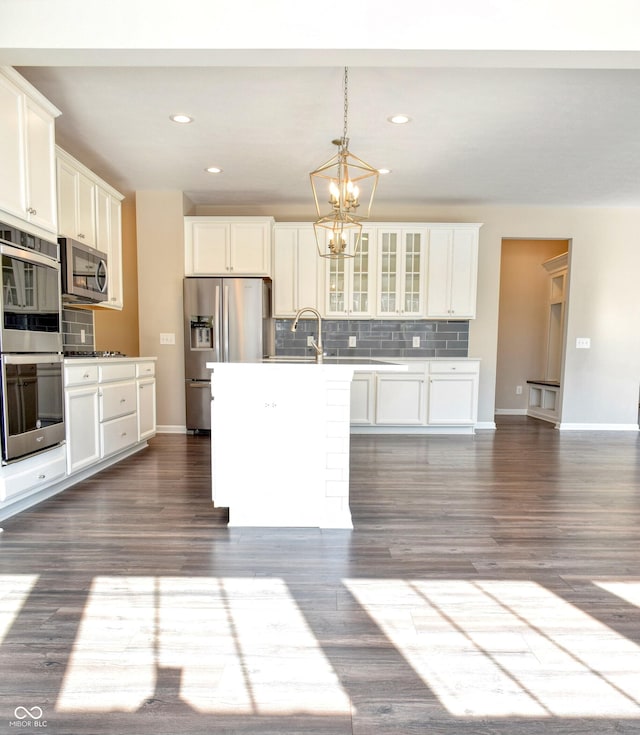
xmin=0 ymin=221 xmax=64 ymax=463
xmin=1 ymin=353 xmax=65 ymax=462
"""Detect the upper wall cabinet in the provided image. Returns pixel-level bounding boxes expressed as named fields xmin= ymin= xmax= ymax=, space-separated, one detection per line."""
xmin=272 ymin=224 xmax=323 ymax=317
xmin=324 ymin=228 xmax=375 ymax=318
xmin=56 ymin=147 xmax=125 ymax=309
xmin=274 ymin=221 xmax=481 ymax=321
xmin=184 ymin=217 xmax=273 ymax=276
xmin=57 ymin=153 xmax=97 ymax=247
xmin=425 ymin=225 xmax=481 ymax=319
xmin=0 ymin=67 xmax=60 ymax=237
xmin=376 ymin=228 xmax=427 ymax=318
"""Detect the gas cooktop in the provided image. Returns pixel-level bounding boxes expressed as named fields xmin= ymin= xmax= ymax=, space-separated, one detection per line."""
xmin=63 ymin=350 xmax=127 ymax=358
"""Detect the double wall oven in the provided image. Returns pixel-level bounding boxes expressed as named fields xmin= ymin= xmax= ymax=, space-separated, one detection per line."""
xmin=0 ymin=222 xmax=65 ymax=463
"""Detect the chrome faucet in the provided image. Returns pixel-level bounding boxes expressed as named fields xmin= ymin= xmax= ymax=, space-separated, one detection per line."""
xmin=291 ymin=307 xmax=323 ymax=363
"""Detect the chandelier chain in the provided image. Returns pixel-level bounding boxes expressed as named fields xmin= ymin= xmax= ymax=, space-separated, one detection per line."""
xmin=343 ymin=67 xmax=349 ymax=143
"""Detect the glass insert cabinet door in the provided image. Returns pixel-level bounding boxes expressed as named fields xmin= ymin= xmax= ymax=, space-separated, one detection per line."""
xmin=376 ymin=229 xmax=425 ymax=317
xmin=325 ymin=230 xmax=372 ymax=317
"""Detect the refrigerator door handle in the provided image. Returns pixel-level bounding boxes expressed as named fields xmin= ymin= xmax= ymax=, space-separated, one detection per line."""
xmin=223 ymin=283 xmax=230 ymax=361
xmin=214 ymin=283 xmax=222 ymax=361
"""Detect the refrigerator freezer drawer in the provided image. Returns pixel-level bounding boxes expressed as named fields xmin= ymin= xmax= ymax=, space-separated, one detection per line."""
xmin=186 ymin=380 xmax=211 ymax=431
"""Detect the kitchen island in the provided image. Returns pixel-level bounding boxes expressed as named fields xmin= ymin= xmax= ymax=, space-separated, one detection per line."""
xmin=206 ymin=359 xmax=405 ymax=529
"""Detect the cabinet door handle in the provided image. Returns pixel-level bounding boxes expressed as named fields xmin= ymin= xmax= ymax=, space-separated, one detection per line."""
xmin=37 ymin=474 xmax=46 ymax=480
xmin=120 ymin=398 xmax=127 ymax=403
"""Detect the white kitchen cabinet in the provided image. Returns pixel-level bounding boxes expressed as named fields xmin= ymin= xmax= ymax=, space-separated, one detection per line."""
xmin=136 ymin=362 xmax=157 ymax=441
xmin=324 ymin=228 xmax=374 ymax=318
xmin=57 ymin=153 xmax=97 ymax=246
xmin=63 ymin=358 xmax=156 ymax=473
xmin=101 ymin=192 xmax=123 ymax=309
xmin=56 ymin=147 xmax=125 ymax=309
xmin=375 ymin=371 xmax=426 ymax=425
xmin=273 ymin=224 xmax=323 ymax=316
xmin=95 ymin=185 xmax=110 ymax=254
xmin=0 ymin=67 xmax=59 ymax=236
xmin=184 ymin=216 xmax=273 ymax=276
xmin=350 ymin=373 xmax=374 ymax=425
xmin=349 ymin=359 xmax=480 ymax=432
xmin=376 ymin=228 xmax=426 ymax=317
xmin=427 ymin=360 xmax=480 ymax=425
xmin=426 ymin=225 xmax=480 ymax=319
xmin=65 ymin=384 xmax=101 ymax=473
xmin=64 ymin=363 xmax=100 ymax=473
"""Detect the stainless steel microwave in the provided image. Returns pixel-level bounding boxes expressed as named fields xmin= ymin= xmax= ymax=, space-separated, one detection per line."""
xmin=59 ymin=238 xmax=108 ymax=303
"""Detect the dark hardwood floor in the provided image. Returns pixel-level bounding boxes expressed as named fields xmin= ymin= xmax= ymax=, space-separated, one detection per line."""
xmin=1 ymin=416 xmax=640 ymax=734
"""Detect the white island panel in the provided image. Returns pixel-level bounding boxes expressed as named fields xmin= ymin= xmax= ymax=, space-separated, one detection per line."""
xmin=207 ymin=360 xmax=404 ymax=529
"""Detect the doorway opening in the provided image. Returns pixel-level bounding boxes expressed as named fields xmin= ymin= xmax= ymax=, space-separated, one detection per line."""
xmin=495 ymin=238 xmax=570 ymax=423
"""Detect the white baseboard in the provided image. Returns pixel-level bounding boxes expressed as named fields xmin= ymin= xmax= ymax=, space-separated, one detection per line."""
xmin=495 ymin=408 xmax=528 ymax=415
xmin=557 ymin=422 xmax=639 ymax=432
xmin=476 ymin=421 xmax=497 ymax=430
xmin=156 ymin=425 xmax=188 ymax=434
xmin=350 ymin=425 xmax=476 ymax=435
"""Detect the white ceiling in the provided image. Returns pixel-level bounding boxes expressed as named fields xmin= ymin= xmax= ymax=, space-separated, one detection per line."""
xmin=6 ymin=1 xmax=640 ymax=216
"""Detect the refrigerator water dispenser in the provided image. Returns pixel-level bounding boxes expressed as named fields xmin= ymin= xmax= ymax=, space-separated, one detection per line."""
xmin=190 ymin=317 xmax=214 ymax=349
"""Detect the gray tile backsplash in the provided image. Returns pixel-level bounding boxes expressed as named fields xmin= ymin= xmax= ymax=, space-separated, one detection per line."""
xmin=275 ymin=319 xmax=469 ymax=359
xmin=62 ymin=307 xmax=95 ymax=351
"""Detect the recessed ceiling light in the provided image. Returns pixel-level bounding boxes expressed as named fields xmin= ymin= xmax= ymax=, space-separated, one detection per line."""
xmin=205 ymin=166 xmax=223 ymax=174
xmin=378 ymin=168 xmax=391 ymax=175
xmin=170 ymin=114 xmax=193 ymax=124
xmin=388 ymin=114 xmax=411 ymax=125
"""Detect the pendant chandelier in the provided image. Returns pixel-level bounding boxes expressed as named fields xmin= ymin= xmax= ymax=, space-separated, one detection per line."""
xmin=310 ymin=67 xmax=379 ymax=259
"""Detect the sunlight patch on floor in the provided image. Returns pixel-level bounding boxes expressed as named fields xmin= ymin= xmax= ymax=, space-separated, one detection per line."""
xmin=55 ymin=576 xmax=351 ymax=716
xmin=0 ymin=575 xmax=38 ymax=643
xmin=344 ymin=578 xmax=640 ymax=718
xmin=595 ymin=581 xmax=640 ymax=608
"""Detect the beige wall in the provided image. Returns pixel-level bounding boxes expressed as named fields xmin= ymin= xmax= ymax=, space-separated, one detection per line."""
xmin=137 ymin=198 xmax=640 ymax=431
xmin=94 ymin=197 xmax=140 ymax=357
xmin=495 ymin=239 xmax=568 ymax=413
xmin=135 ymin=191 xmax=190 ymax=431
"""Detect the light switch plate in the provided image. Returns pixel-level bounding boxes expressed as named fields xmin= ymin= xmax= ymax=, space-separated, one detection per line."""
xmin=576 ymin=337 xmax=591 ymax=349
xmin=160 ymin=333 xmax=175 ymax=345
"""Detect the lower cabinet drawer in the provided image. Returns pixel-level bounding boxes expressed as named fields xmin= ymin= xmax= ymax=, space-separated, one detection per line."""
xmin=100 ymin=414 xmax=138 ymax=458
xmin=0 ymin=448 xmax=67 ymax=502
xmin=429 ymin=360 xmax=479 ymax=374
xmin=100 ymin=381 xmax=137 ymax=421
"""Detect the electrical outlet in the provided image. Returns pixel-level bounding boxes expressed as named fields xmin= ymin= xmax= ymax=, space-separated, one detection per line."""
xmin=412 ymin=336 xmax=420 ymax=348
xmin=348 ymin=336 xmax=357 ymax=347
xmin=80 ymin=328 xmax=86 ymax=344
xmin=576 ymin=337 xmax=591 ymax=349
xmin=516 ymin=385 xmax=523 ymax=395
xmin=160 ymin=333 xmax=175 ymax=345
xmin=307 ymin=335 xmax=315 ymax=347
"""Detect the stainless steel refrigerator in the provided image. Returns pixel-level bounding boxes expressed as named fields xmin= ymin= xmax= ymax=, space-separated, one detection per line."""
xmin=183 ymin=277 xmax=274 ymax=431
